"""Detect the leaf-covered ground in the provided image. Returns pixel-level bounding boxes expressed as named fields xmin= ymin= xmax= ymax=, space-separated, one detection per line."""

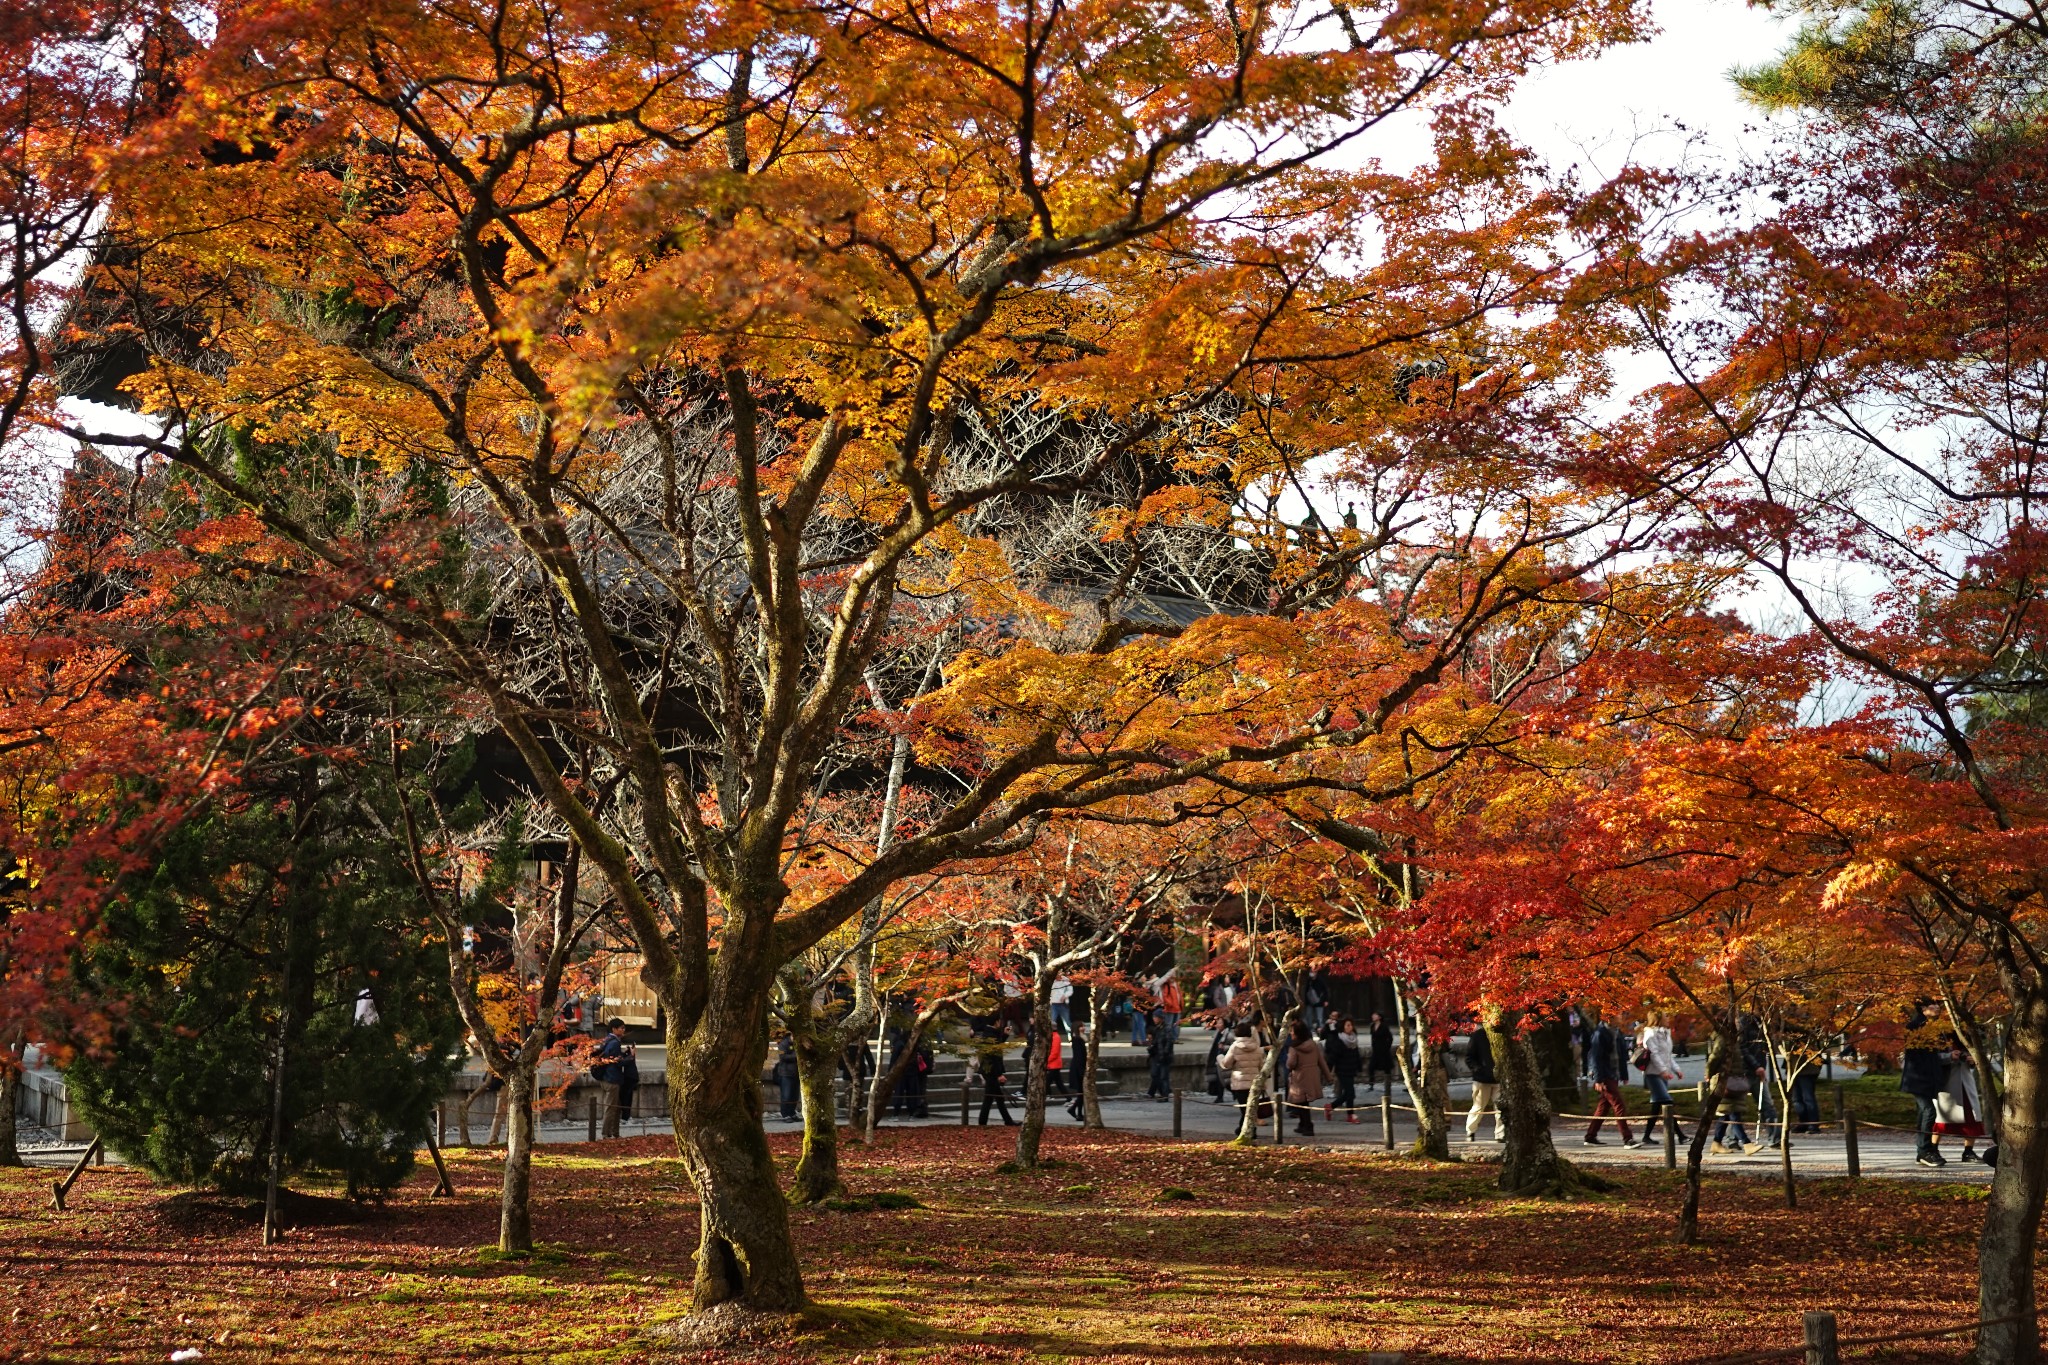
xmin=1 ymin=1127 xmax=1991 ymax=1363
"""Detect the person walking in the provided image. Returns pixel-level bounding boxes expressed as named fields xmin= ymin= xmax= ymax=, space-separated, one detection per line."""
xmin=1900 ymin=1012 xmax=1950 ymax=1166
xmin=1050 ymin=976 xmax=1074 ymax=1038
xmin=1935 ymin=1049 xmax=1987 ymax=1162
xmin=975 ymin=1026 xmax=1019 ymax=1127
xmin=1043 ymin=1024 xmax=1067 ymax=1096
xmin=1465 ymin=1022 xmax=1499 ymax=1143
xmin=1146 ymin=1009 xmax=1175 ymax=1099
xmin=1218 ymin=1023 xmax=1267 ymax=1134
xmin=1326 ymin=1017 xmax=1363 ymax=1123
xmin=1366 ymin=1011 xmax=1397 ymax=1095
xmin=617 ymin=1037 xmax=640 ymax=1130
xmin=1789 ymin=1053 xmax=1822 ymax=1135
xmin=1635 ymin=1011 xmax=1687 ymax=1146
xmin=1286 ymin=1021 xmax=1334 ymax=1136
xmin=1583 ymin=1013 xmax=1635 ymax=1147
xmin=1707 ymin=1026 xmax=1758 ymax=1153
xmin=1065 ymin=1023 xmax=1090 ymax=1120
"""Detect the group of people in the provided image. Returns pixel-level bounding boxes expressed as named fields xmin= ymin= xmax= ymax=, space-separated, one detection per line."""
xmin=1902 ymin=1009 xmax=1994 ymax=1168
xmin=1206 ymin=1012 xmax=1399 ymax=1136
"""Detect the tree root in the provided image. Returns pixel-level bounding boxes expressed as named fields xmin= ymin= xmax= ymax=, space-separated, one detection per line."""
xmin=1497 ymin=1154 xmax=1614 ymax=1198
xmin=785 ymin=1174 xmax=844 ymax=1206
xmin=644 ymin=1301 xmax=801 ymax=1351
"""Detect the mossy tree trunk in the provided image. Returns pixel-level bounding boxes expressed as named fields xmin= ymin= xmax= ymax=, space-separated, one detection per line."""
xmin=1486 ymin=1010 xmax=1590 ymax=1196
xmin=668 ymin=993 xmax=806 ymax=1312
xmin=499 ymin=1059 xmax=539 ymax=1251
xmin=1392 ymin=978 xmax=1450 ymax=1160
xmin=785 ymin=985 xmax=845 ymax=1204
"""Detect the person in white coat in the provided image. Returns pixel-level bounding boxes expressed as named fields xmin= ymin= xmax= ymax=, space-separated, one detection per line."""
xmin=1636 ymin=1012 xmax=1688 ymax=1146
xmin=1217 ymin=1023 xmax=1268 ymax=1131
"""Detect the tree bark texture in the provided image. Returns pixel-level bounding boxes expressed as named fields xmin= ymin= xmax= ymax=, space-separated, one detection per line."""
xmin=499 ymin=1062 xmax=539 ymax=1252
xmin=1015 ymin=995 xmax=1056 ymax=1168
xmin=1486 ymin=1013 xmax=1584 ymax=1196
xmin=1392 ymin=979 xmax=1450 ymax=1160
xmin=1678 ymin=1074 xmax=1726 ymax=1245
xmin=1977 ymin=992 xmax=2048 ymax=1365
xmin=790 ymin=1030 xmax=843 ymax=1205
xmin=0 ymin=1038 xmax=22 ymax=1167
xmin=669 ymin=1011 xmax=806 ymax=1312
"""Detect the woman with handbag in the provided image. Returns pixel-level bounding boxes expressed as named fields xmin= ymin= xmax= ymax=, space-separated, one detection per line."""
xmin=1635 ymin=1012 xmax=1687 ymax=1145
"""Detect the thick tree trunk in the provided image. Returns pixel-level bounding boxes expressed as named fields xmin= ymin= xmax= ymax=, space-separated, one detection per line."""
xmin=0 ymin=1036 xmax=23 ymax=1167
xmin=1486 ymin=1012 xmax=1591 ymax=1196
xmin=670 ymin=1016 xmax=806 ymax=1312
xmin=1392 ymin=979 xmax=1450 ymax=1160
xmin=499 ymin=1061 xmax=539 ymax=1252
xmin=1977 ymin=992 xmax=2048 ymax=1365
xmin=790 ymin=1039 xmax=843 ymax=1204
xmin=1015 ymin=999 xmax=1055 ymax=1168
xmin=1082 ymin=994 xmax=1107 ymax=1128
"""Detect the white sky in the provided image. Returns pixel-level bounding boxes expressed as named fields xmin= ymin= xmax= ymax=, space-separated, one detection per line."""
xmin=1505 ymin=0 xmax=1794 ymax=178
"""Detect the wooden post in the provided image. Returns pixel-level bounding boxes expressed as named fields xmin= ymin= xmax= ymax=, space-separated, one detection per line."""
xmin=1381 ymin=1092 xmax=1395 ymax=1150
xmin=50 ymin=1137 xmax=103 ymax=1212
xmin=1843 ymin=1107 xmax=1860 ymax=1179
xmin=435 ymin=1102 xmax=446 ymax=1148
xmin=586 ymin=1093 xmax=598 ymax=1142
xmin=1802 ymin=1309 xmax=1839 ymax=1365
xmin=1272 ymin=1080 xmax=1285 ymax=1146
xmin=1663 ymin=1117 xmax=1677 ymax=1170
xmin=1172 ymin=1090 xmax=1183 ymax=1140
xmin=960 ymin=1080 xmax=970 ymax=1126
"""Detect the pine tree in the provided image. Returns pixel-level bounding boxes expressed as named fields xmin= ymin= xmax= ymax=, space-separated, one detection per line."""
xmin=66 ymin=761 xmax=462 ymax=1199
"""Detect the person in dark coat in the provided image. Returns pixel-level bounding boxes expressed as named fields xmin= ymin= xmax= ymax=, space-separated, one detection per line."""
xmin=1901 ymin=1007 xmax=1956 ymax=1166
xmin=592 ymin=1018 xmax=630 ymax=1139
xmin=1145 ymin=1009 xmax=1175 ymax=1099
xmin=1465 ymin=1023 xmax=1499 ymax=1143
xmin=1708 ymin=1026 xmax=1759 ymax=1152
xmin=772 ymin=1033 xmax=801 ymax=1121
xmin=975 ymin=1025 xmax=1018 ymax=1126
xmin=617 ymin=1044 xmax=640 ymax=1128
xmin=1324 ymin=1017 xmax=1364 ymax=1123
xmin=1366 ymin=1012 xmax=1397 ymax=1094
xmin=1583 ymin=1014 xmax=1635 ymax=1146
xmin=1065 ymin=1023 xmax=1091 ymax=1120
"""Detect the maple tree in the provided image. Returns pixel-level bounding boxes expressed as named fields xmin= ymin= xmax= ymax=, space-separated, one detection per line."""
xmin=0 ymin=457 xmax=260 ymax=1165
xmin=942 ymin=807 xmax=1215 ymax=1168
xmin=1628 ymin=0 xmax=2048 ymax=1346
xmin=18 ymin=0 xmax=1707 ymax=1314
